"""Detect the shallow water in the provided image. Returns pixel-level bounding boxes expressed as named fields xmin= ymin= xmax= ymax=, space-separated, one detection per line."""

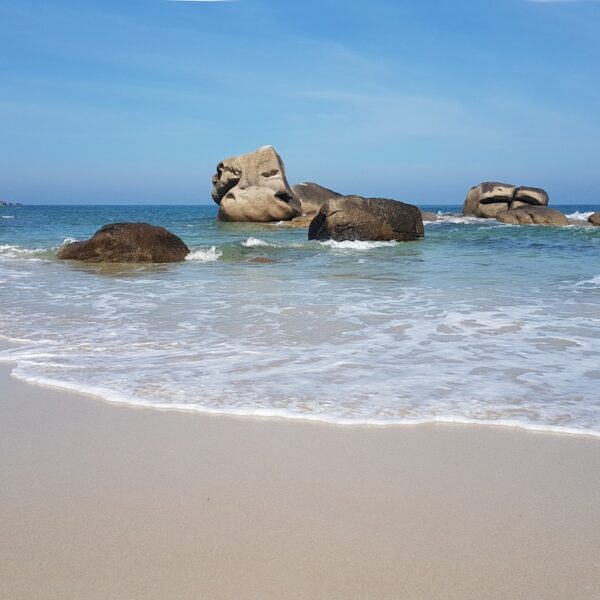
xmin=1 ymin=204 xmax=599 ymax=436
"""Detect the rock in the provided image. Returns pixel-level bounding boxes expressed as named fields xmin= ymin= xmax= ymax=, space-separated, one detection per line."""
xmin=419 ymin=209 xmax=438 ymax=222
xmin=463 ymin=182 xmax=515 ymax=218
xmin=495 ymin=206 xmax=569 ymax=226
xmin=212 ymin=146 xmax=301 ymax=222
xmin=292 ymin=182 xmax=343 ymax=216
xmin=463 ymin=182 xmax=551 ymax=217
xmin=248 ymin=257 xmax=275 ymax=264
xmin=512 ymin=186 xmax=549 ymax=208
xmin=308 ymin=196 xmax=424 ymax=242
xmin=588 ymin=212 xmax=600 ymax=226
xmin=57 ymin=223 xmax=190 ymax=263
xmin=266 ymin=214 xmax=315 ymax=228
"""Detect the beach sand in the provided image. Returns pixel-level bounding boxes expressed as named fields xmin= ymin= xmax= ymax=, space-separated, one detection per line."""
xmin=1 ymin=364 xmax=599 ymax=600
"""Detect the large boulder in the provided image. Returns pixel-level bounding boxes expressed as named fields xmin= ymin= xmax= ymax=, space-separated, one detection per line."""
xmin=463 ymin=182 xmax=550 ymax=218
xmin=495 ymin=206 xmax=569 ymax=226
xmin=292 ymin=182 xmax=343 ymax=216
xmin=57 ymin=223 xmax=190 ymax=263
xmin=308 ymin=196 xmax=424 ymax=242
xmin=212 ymin=146 xmax=301 ymax=222
xmin=588 ymin=212 xmax=600 ymax=226
xmin=512 ymin=186 xmax=549 ymax=207
xmin=463 ymin=182 xmax=515 ymax=218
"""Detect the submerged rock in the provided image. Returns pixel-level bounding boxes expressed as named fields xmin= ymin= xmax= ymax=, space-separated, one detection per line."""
xmin=308 ymin=196 xmax=424 ymax=242
xmin=212 ymin=146 xmax=301 ymax=223
xmin=419 ymin=209 xmax=438 ymax=222
xmin=463 ymin=182 xmax=549 ymax=218
xmin=495 ymin=206 xmax=569 ymax=226
xmin=57 ymin=223 xmax=190 ymax=263
xmin=588 ymin=212 xmax=600 ymax=226
xmin=292 ymin=182 xmax=343 ymax=216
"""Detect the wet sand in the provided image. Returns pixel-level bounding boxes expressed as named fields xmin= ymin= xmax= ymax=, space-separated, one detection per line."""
xmin=1 ymin=364 xmax=599 ymax=600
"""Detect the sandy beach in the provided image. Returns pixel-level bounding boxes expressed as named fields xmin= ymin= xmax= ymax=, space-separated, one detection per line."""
xmin=1 ymin=364 xmax=599 ymax=600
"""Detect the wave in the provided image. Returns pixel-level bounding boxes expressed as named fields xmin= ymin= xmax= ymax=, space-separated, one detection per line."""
xmin=566 ymin=211 xmax=594 ymax=221
xmin=2 ymin=361 xmax=599 ymax=439
xmin=0 ymin=244 xmax=42 ymax=258
xmin=242 ymin=237 xmax=276 ymax=248
xmin=573 ymin=275 xmax=600 ymax=288
xmin=319 ymin=239 xmax=398 ymax=250
xmin=2 ymin=215 xmax=14 ymax=219
xmin=185 ymin=246 xmax=222 ymax=262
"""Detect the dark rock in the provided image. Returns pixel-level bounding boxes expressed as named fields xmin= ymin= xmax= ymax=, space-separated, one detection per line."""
xmin=308 ymin=196 xmax=424 ymax=242
xmin=248 ymin=257 xmax=275 ymax=264
xmin=57 ymin=223 xmax=190 ymax=263
xmin=588 ymin=212 xmax=600 ymax=226
xmin=212 ymin=146 xmax=301 ymax=222
xmin=292 ymin=182 xmax=343 ymax=216
xmin=496 ymin=206 xmax=569 ymax=226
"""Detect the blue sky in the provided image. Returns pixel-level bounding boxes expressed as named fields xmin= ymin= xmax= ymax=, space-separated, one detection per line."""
xmin=0 ymin=0 xmax=599 ymax=205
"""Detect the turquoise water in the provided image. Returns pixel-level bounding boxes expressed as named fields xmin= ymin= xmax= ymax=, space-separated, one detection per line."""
xmin=1 ymin=204 xmax=599 ymax=436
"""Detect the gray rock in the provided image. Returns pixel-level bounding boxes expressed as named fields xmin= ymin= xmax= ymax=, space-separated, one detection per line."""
xmin=463 ymin=182 xmax=515 ymax=218
xmin=308 ymin=196 xmax=424 ymax=242
xmin=496 ymin=206 xmax=569 ymax=226
xmin=588 ymin=212 xmax=600 ymax=226
xmin=464 ymin=182 xmax=551 ymax=218
xmin=292 ymin=182 xmax=343 ymax=216
xmin=212 ymin=146 xmax=301 ymax=222
xmin=57 ymin=223 xmax=190 ymax=263
xmin=419 ymin=209 xmax=438 ymax=222
xmin=511 ymin=186 xmax=549 ymax=208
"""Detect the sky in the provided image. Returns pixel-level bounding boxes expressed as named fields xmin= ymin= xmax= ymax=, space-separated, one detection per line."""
xmin=0 ymin=0 xmax=599 ymax=205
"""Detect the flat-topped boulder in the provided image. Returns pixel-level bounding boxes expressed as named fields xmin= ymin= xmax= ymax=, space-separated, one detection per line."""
xmin=495 ymin=206 xmax=569 ymax=226
xmin=57 ymin=223 xmax=190 ymax=263
xmin=463 ymin=182 xmax=549 ymax=218
xmin=292 ymin=182 xmax=343 ymax=216
xmin=212 ymin=146 xmax=301 ymax=222
xmin=308 ymin=196 xmax=424 ymax=242
xmin=588 ymin=212 xmax=600 ymax=226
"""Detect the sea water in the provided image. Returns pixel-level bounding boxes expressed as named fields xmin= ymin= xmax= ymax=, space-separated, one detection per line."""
xmin=1 ymin=204 xmax=599 ymax=436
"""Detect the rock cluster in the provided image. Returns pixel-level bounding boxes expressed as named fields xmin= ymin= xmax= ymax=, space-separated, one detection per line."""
xmin=463 ymin=183 xmax=549 ymax=218
xmin=57 ymin=223 xmax=189 ymax=263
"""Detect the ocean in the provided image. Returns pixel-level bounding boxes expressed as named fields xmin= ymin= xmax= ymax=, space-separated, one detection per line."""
xmin=1 ymin=204 xmax=599 ymax=436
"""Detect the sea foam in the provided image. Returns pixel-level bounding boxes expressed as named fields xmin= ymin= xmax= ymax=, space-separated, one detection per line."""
xmin=186 ymin=246 xmax=222 ymax=262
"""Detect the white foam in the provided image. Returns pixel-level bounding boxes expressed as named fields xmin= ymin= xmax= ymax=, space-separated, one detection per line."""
xmin=185 ymin=246 xmax=222 ymax=262
xmin=566 ymin=210 xmax=594 ymax=221
xmin=242 ymin=237 xmax=274 ymax=247
xmin=61 ymin=237 xmax=79 ymax=245
xmin=0 ymin=244 xmax=40 ymax=258
xmin=2 ymin=215 xmax=14 ymax=219
xmin=573 ymin=275 xmax=600 ymax=288
xmin=319 ymin=240 xmax=398 ymax=250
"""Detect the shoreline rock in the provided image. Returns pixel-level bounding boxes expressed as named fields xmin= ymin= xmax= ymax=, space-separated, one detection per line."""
xmin=57 ymin=223 xmax=190 ymax=263
xmin=308 ymin=196 xmax=424 ymax=242
xmin=588 ymin=212 xmax=600 ymax=226
xmin=463 ymin=182 xmax=549 ymax=218
xmin=495 ymin=206 xmax=569 ymax=226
